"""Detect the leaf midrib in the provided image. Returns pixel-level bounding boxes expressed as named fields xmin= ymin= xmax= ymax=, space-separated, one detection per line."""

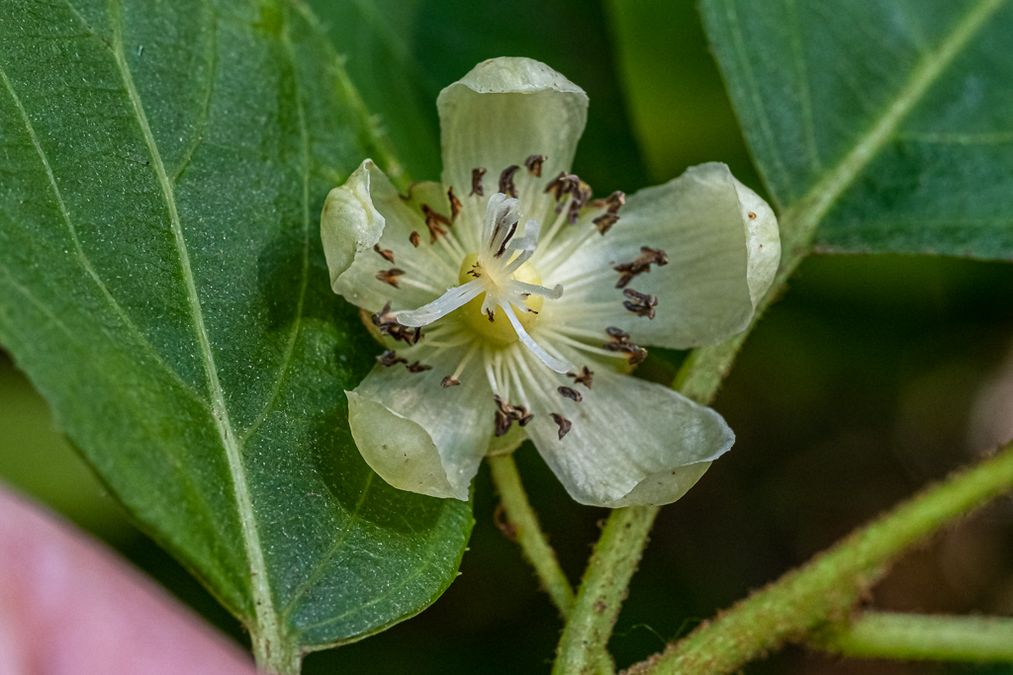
xmin=107 ymin=0 xmax=278 ymax=646
xmin=774 ymin=0 xmax=1006 ymax=251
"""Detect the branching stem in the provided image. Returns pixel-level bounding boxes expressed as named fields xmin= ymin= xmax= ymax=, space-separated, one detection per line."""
xmin=623 ymin=440 xmax=1013 ymax=674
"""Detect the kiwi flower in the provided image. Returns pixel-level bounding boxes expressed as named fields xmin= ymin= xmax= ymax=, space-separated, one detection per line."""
xmin=321 ymin=57 xmax=779 ymax=507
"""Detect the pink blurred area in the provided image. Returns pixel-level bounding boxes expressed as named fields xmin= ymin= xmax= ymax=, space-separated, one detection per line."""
xmin=0 ymin=486 xmax=256 ymax=675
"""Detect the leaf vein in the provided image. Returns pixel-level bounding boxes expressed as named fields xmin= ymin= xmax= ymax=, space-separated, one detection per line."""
xmin=107 ymin=0 xmax=277 ymax=639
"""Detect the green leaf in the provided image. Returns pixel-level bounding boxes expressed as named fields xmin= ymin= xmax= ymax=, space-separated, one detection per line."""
xmin=0 ymin=0 xmax=471 ymax=664
xmin=701 ymin=0 xmax=1013 ymax=260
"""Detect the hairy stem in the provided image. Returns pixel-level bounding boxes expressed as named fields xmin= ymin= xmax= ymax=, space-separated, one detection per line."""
xmin=488 ymin=453 xmax=616 ymax=675
xmin=812 ymin=612 xmax=1013 ymax=663
xmin=488 ymin=453 xmax=575 ymax=615
xmin=551 ymin=507 xmax=659 ymax=675
xmin=623 ymin=440 xmax=1013 ymax=675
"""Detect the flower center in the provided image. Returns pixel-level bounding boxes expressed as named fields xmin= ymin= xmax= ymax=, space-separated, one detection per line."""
xmin=457 ymin=252 xmax=544 ymax=345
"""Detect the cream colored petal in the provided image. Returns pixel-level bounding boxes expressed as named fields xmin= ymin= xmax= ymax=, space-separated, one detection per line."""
xmin=518 ymin=347 xmax=734 ymax=507
xmin=437 ymin=57 xmax=588 ymax=224
xmin=544 ymin=163 xmax=780 ymax=349
xmin=346 ymin=344 xmax=493 ymax=500
xmin=320 ymin=160 xmax=459 ymax=313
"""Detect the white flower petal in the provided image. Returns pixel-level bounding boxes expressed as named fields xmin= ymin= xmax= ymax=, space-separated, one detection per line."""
xmin=520 ymin=349 xmax=734 ymax=507
xmin=347 ymin=345 xmax=493 ymax=500
xmin=437 ymin=57 xmax=588 ymax=223
xmin=321 ymin=160 xmax=458 ymax=313
xmin=545 ymin=163 xmax=780 ymax=349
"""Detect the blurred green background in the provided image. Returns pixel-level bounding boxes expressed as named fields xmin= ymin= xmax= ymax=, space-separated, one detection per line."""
xmin=2 ymin=1 xmax=1011 ymax=672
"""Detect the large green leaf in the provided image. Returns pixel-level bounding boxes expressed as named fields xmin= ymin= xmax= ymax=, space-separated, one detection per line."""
xmin=0 ymin=0 xmax=471 ymax=663
xmin=700 ymin=0 xmax=1013 ymax=259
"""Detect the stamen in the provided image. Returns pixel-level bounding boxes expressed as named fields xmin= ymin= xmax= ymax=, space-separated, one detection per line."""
xmin=448 ymin=187 xmax=462 ymax=221
xmin=409 ymin=231 xmax=420 ymax=247
xmin=622 ymin=288 xmax=658 ymax=319
xmin=377 ymin=350 xmax=407 ymax=367
xmin=593 ymin=191 xmax=625 ymax=234
xmin=470 ymin=167 xmax=486 ymax=196
xmin=557 ymin=386 xmax=582 ymax=403
xmin=498 ymin=165 xmax=520 ymax=198
xmin=613 ymin=246 xmax=669 ymax=288
xmin=524 ymin=154 xmax=546 ymax=177
xmin=603 ymin=327 xmax=648 ymax=364
xmin=421 ymin=204 xmax=451 ymax=243
xmin=406 ymin=361 xmax=432 ymax=373
xmin=544 ymin=172 xmax=592 ymax=224
xmin=372 ymin=303 xmax=422 ymax=345
xmin=375 ymin=267 xmax=404 ymax=288
xmin=373 ymin=244 xmax=395 ymax=263
xmin=567 ymin=366 xmax=594 ymax=388
xmin=550 ymin=413 xmax=572 ymax=440
xmin=494 ymin=395 xmax=534 ymax=437
xmin=441 ymin=376 xmax=460 ymax=388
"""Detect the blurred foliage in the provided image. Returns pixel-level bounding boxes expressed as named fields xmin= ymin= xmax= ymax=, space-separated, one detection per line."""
xmin=1 ymin=0 xmax=1011 ymax=673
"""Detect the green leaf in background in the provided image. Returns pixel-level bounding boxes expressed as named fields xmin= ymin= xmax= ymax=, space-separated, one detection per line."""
xmin=310 ymin=0 xmax=649 ymax=192
xmin=0 ymin=0 xmax=471 ymax=665
xmin=700 ymin=0 xmax=1013 ymax=259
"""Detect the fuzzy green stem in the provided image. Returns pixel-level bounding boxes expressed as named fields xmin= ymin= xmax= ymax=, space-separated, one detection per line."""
xmin=488 ymin=453 xmax=576 ymax=615
xmin=551 ymin=507 xmax=658 ymax=675
xmin=488 ymin=453 xmax=616 ymax=675
xmin=812 ymin=612 xmax=1013 ymax=663
xmin=623 ymin=440 xmax=1013 ymax=675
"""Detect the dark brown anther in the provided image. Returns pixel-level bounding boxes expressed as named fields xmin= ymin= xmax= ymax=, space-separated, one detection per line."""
xmin=448 ymin=186 xmax=462 ymax=222
xmin=524 ymin=154 xmax=546 ymax=177
xmin=409 ymin=231 xmax=421 ymax=247
xmin=498 ymin=165 xmax=520 ymax=198
xmin=550 ymin=413 xmax=572 ymax=440
xmin=606 ymin=326 xmax=630 ymax=340
xmin=494 ymin=395 xmax=534 ymax=436
xmin=545 ymin=172 xmax=577 ymax=200
xmin=470 ymin=167 xmax=486 ymax=196
xmin=377 ymin=350 xmax=407 ymax=367
xmin=626 ymin=345 xmax=648 ymax=365
xmin=485 ymin=308 xmax=495 ymax=322
xmin=622 ymin=288 xmax=658 ymax=319
xmin=593 ymin=212 xmax=619 ymax=235
xmin=557 ymin=386 xmax=583 ymax=403
xmin=375 ymin=268 xmax=405 ymax=288
xmin=613 ymin=246 xmax=669 ymax=288
xmin=421 ymin=204 xmax=451 ymax=243
xmin=568 ymin=366 xmax=594 ymax=388
xmin=604 ymin=190 xmax=626 ymax=212
xmin=373 ymin=244 xmax=395 ymax=263
xmin=406 ymin=361 xmax=432 ymax=373
xmin=603 ymin=327 xmax=648 ymax=365
xmin=467 ymin=263 xmax=482 ymax=279
xmin=441 ymin=375 xmax=461 ymax=388
xmin=567 ymin=180 xmax=593 ymax=224
xmin=372 ymin=303 xmax=422 ymax=345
